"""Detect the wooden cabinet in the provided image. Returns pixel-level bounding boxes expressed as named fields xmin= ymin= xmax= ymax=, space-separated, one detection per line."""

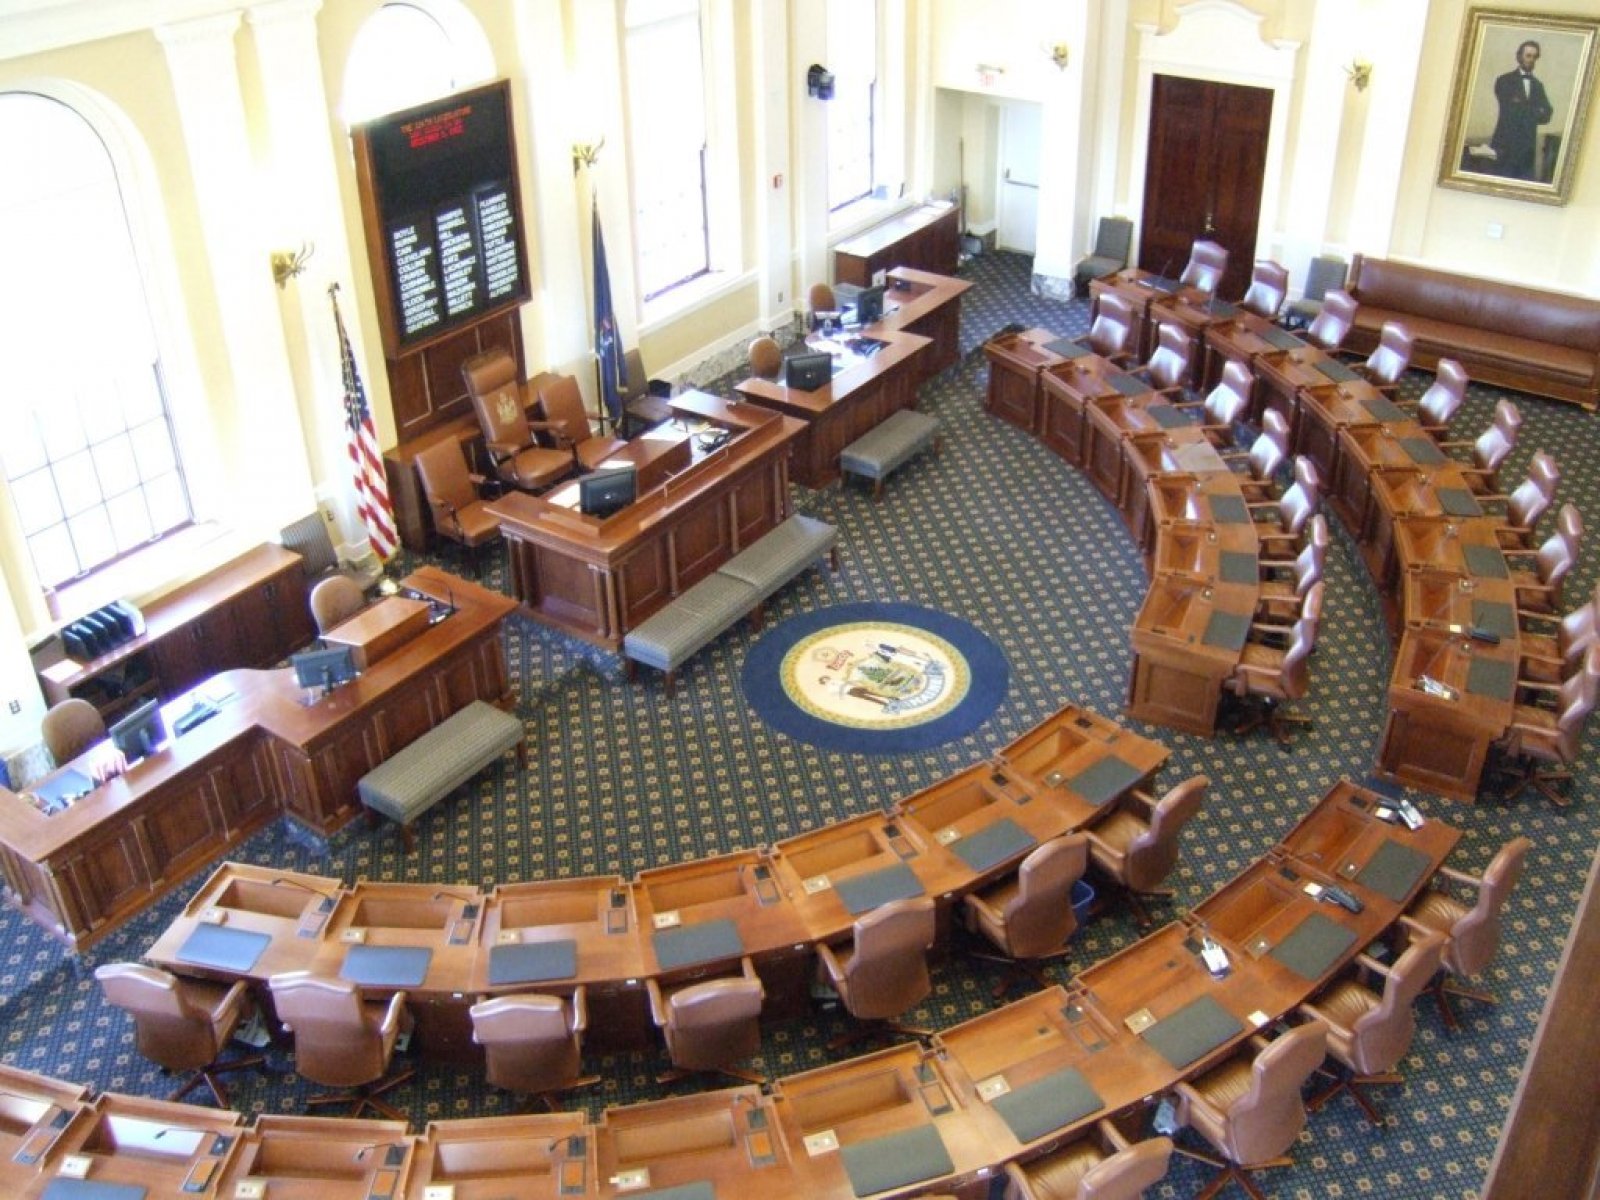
xmin=833 ymin=203 xmax=960 ymax=287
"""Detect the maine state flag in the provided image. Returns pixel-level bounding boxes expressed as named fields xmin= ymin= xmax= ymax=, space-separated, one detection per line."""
xmin=592 ymin=197 xmax=625 ymax=426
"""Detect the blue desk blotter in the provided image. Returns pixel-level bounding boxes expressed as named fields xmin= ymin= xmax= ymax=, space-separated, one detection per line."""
xmin=1463 ymin=545 xmax=1509 ymax=579
xmin=1203 ymin=610 xmax=1252 ymax=652
xmin=1471 ymin=599 xmax=1516 ymax=639
xmin=1269 ymin=912 xmax=1357 ymax=981
xmin=950 ymin=818 xmax=1036 ymax=874
xmin=1315 ymin=359 xmax=1359 ymax=383
xmin=340 ymin=945 xmax=433 ymax=987
xmin=1362 ymin=396 xmax=1408 ymax=423
xmin=840 ymin=1125 xmax=954 ymax=1198
xmin=1466 ymin=655 xmax=1515 ymax=701
xmin=177 ymin=924 xmax=271 ymax=973
xmin=1044 ymin=338 xmax=1091 ymax=359
xmin=1261 ymin=327 xmax=1305 ymax=351
xmin=834 ymin=862 xmax=925 ymax=916
xmin=1107 ymin=372 xmax=1148 ymax=397
xmin=1147 ymin=403 xmax=1190 ymax=429
xmin=489 ymin=939 xmax=577 ymax=986
xmin=1219 ymin=551 xmax=1259 ymax=585
xmin=652 ymin=918 xmax=744 ymax=970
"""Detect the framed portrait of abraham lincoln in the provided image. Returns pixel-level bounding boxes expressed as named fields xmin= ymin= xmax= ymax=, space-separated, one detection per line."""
xmin=1437 ymin=8 xmax=1599 ymax=205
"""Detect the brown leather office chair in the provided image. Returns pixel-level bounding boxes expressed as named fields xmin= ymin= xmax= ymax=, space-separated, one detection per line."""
xmin=1003 ymin=1121 xmax=1173 ymax=1200
xmin=1226 ymin=616 xmax=1316 ymax=744
xmin=1086 ymin=293 xmax=1137 ymax=364
xmin=1258 ymin=526 xmax=1327 ymax=619
xmin=536 ymin=374 xmax=627 ymax=471
xmin=1131 ymin=322 xmax=1193 ymax=395
xmin=1518 ymin=580 xmax=1600 ymax=684
xmin=469 ymin=988 xmax=599 ymax=1107
xmin=1231 ymin=410 xmax=1290 ymax=502
xmin=1351 ymin=320 xmax=1414 ymax=390
xmin=42 ymin=698 xmax=106 ymax=766
xmin=1083 ymin=776 xmax=1206 ymax=929
xmin=749 ymin=336 xmax=782 ymax=379
xmin=1172 ymin=1023 xmax=1327 ymax=1200
xmin=1253 ymin=457 xmax=1320 ymax=560
xmin=963 ymin=834 xmax=1089 ymax=998
xmin=1487 ymin=451 xmax=1560 ymax=552
xmin=95 ymin=963 xmax=266 ymax=1107
xmin=310 ymin=575 xmax=366 ymax=638
xmin=1490 ymin=643 xmax=1600 ymax=806
xmin=1184 ymin=359 xmax=1254 ymax=446
xmin=1400 ymin=836 xmax=1530 ymax=1031
xmin=1299 ymin=933 xmax=1447 ymax=1125
xmin=809 ymin=282 xmax=837 ymax=324
xmin=1179 ymin=240 xmax=1228 ymax=295
xmin=1074 ymin=217 xmax=1135 ymax=298
xmin=647 ymin=955 xmax=765 ymax=1087
xmin=817 ymin=896 xmax=936 ymax=1050
xmin=1449 ymin=399 xmax=1521 ymax=495
xmin=414 ymin=439 xmax=501 ymax=577
xmin=1304 ymin=289 xmax=1357 ymax=353
xmin=462 ymin=349 xmax=575 ymax=493
xmin=1251 ymin=580 xmax=1324 ymax=651
xmin=1505 ymin=504 xmax=1580 ymax=616
xmin=1239 ymin=261 xmax=1288 ymax=320
xmin=1410 ymin=358 xmax=1469 ymax=438
xmin=267 ymin=971 xmax=412 ymax=1120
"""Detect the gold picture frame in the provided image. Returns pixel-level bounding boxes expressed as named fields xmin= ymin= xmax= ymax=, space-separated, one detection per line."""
xmin=1437 ymin=8 xmax=1600 ymax=205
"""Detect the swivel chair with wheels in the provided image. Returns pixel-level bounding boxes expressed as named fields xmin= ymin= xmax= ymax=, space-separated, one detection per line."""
xmin=647 ymin=955 xmax=766 ymax=1087
xmin=817 ymin=897 xmax=936 ymax=1050
xmin=470 ymin=989 xmax=599 ymax=1109
xmin=963 ymin=834 xmax=1090 ymax=998
xmin=1083 ymin=776 xmax=1206 ymax=929
xmin=267 ymin=971 xmax=413 ymax=1121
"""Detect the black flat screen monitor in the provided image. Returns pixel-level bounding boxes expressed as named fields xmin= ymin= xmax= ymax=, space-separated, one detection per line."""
xmin=786 ymin=351 xmax=834 ymax=391
xmin=109 ymin=698 xmax=167 ymax=763
xmin=291 ymin=645 xmax=358 ymax=693
xmin=579 ymin=465 xmax=638 ymax=519
xmin=853 ymin=285 xmax=885 ymax=326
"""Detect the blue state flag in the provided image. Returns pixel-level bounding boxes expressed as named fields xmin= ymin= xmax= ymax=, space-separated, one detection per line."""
xmin=592 ymin=198 xmax=626 ymax=425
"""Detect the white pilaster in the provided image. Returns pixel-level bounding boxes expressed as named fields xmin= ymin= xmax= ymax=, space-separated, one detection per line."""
xmin=1346 ymin=0 xmax=1429 ymax=258
xmin=1031 ymin=3 xmax=1096 ymax=294
xmin=753 ymin=0 xmax=796 ymax=327
xmin=1279 ymin=0 xmax=1353 ymax=294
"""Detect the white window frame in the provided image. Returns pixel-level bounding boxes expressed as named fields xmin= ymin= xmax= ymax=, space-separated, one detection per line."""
xmin=826 ymin=0 xmax=906 ymax=234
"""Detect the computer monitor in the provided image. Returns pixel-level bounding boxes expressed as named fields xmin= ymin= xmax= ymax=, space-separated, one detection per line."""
xmin=579 ymin=464 xmax=638 ymax=519
xmin=290 ymin=645 xmax=358 ymax=694
xmin=785 ymin=351 xmax=834 ymax=391
xmin=109 ymin=698 xmax=167 ymax=763
xmin=853 ymin=285 xmax=885 ymax=326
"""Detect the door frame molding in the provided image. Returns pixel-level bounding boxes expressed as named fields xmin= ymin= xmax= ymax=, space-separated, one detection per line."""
xmin=1128 ymin=0 xmax=1300 ymax=268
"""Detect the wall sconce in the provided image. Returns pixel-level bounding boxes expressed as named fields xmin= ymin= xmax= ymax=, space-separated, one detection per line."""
xmin=1345 ymin=60 xmax=1372 ymax=92
xmin=1046 ymin=43 xmax=1069 ymax=71
xmin=807 ymin=64 xmax=835 ymax=100
xmin=572 ymin=137 xmax=604 ymax=175
xmin=271 ymin=242 xmax=314 ymax=289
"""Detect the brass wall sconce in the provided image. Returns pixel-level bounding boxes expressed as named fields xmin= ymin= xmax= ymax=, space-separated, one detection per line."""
xmin=573 ymin=137 xmax=604 ymax=174
xmin=1345 ymin=60 xmax=1372 ymax=92
xmin=271 ymin=242 xmax=314 ymax=289
xmin=1047 ymin=43 xmax=1069 ymax=71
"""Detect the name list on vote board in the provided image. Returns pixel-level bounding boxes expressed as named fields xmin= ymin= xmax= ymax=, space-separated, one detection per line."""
xmin=391 ymin=223 xmax=443 ymax=338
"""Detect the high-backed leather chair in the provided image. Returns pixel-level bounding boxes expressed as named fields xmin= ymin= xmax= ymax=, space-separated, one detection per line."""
xmin=42 ymin=698 xmax=105 ymax=766
xmin=647 ymin=955 xmax=765 ymax=1086
xmin=1086 ymin=294 xmax=1137 ymax=364
xmin=1351 ymin=320 xmax=1414 ymax=389
xmin=1451 ymin=399 xmax=1521 ymax=494
xmin=749 ymin=336 xmax=782 ymax=379
xmin=1299 ymin=933 xmax=1447 ymax=1125
xmin=809 ymin=282 xmax=837 ymax=324
xmin=309 ymin=575 xmax=365 ymax=638
xmin=535 ymin=374 xmax=627 ymax=471
xmin=1491 ymin=643 xmax=1600 ymax=805
xmin=963 ymin=833 xmax=1089 ymax=998
xmin=1518 ymin=580 xmax=1600 ymax=684
xmin=1285 ymin=254 xmax=1347 ymax=326
xmin=1185 ymin=359 xmax=1254 ymax=446
xmin=1227 ymin=616 xmax=1317 ymax=744
xmin=1411 ymin=358 xmax=1469 ymax=439
xmin=1253 ymin=457 xmax=1319 ymax=560
xmin=1304 ymin=289 xmax=1357 ymax=353
xmin=1003 ymin=1121 xmax=1173 ymax=1200
xmin=470 ymin=988 xmax=598 ymax=1107
xmin=461 ymin=349 xmax=575 ymax=493
xmin=267 ymin=971 xmax=412 ymax=1120
xmin=414 ymin=439 xmax=501 ymax=576
xmin=1232 ymin=410 xmax=1291 ymax=502
xmin=1132 ymin=322 xmax=1193 ymax=395
xmin=1492 ymin=451 xmax=1560 ymax=550
xmin=1083 ymin=776 xmax=1206 ymax=929
xmin=1401 ymin=836 xmax=1530 ymax=1030
xmin=1240 ymin=260 xmax=1288 ymax=320
xmin=95 ymin=964 xmax=265 ymax=1107
xmin=1258 ymin=523 xmax=1327 ymax=618
xmin=817 ymin=896 xmax=935 ymax=1049
xmin=1505 ymin=504 xmax=1581 ymax=616
xmin=1074 ymin=217 xmax=1135 ymax=297
xmin=1252 ymin=580 xmax=1324 ymax=648
xmin=1173 ymin=1023 xmax=1327 ymax=1199
xmin=1180 ymin=240 xmax=1228 ymax=295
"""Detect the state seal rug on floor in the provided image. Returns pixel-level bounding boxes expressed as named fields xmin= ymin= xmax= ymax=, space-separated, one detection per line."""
xmin=740 ymin=602 xmax=1009 ymax=753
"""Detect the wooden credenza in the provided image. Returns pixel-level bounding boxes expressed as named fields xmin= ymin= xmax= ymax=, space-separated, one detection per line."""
xmin=833 ymin=202 xmax=961 ymax=287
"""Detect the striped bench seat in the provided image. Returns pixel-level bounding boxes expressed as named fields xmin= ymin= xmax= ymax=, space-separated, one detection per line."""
xmin=840 ymin=410 xmax=941 ymax=499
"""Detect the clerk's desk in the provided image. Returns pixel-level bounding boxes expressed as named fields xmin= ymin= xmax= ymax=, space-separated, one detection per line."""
xmin=866 ymin=267 xmax=972 ymax=382
xmin=0 ymin=568 xmax=515 ymax=951
xmin=486 ymin=393 xmax=804 ymax=652
xmin=1087 ymin=268 xmax=1222 ymax=361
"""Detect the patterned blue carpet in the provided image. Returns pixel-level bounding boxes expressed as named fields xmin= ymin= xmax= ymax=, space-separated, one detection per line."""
xmin=2 ymin=249 xmax=1596 ymax=1198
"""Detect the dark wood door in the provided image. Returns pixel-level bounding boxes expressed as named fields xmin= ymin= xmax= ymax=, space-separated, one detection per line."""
xmin=1139 ymin=75 xmax=1273 ymax=299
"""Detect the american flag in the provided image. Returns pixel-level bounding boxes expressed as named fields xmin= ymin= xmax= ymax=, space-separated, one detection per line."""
xmin=331 ymin=285 xmax=397 ymax=560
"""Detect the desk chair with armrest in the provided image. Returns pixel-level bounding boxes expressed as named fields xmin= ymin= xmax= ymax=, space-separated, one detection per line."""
xmin=1517 ymin=580 xmax=1600 ymax=685
xmin=1399 ymin=836 xmax=1530 ymax=1031
xmin=310 ymin=575 xmax=366 ymax=639
xmin=1504 ymin=504 xmax=1581 ymax=617
xmin=1172 ymin=1022 xmax=1327 ymax=1200
xmin=1489 ymin=644 xmax=1600 ymax=806
xmin=1488 ymin=451 xmax=1560 ymax=550
xmin=1003 ymin=1121 xmax=1173 ymax=1200
xmin=1181 ymin=359 xmax=1256 ymax=449
xmin=749 ymin=336 xmax=783 ymax=380
xmin=267 ymin=971 xmax=413 ymax=1121
xmin=1226 ymin=616 xmax=1317 ymax=745
xmin=1304 ymin=290 xmax=1357 ymax=354
xmin=462 ymin=349 xmax=576 ymax=493
xmin=963 ymin=833 xmax=1090 ymax=998
xmin=1074 ymin=217 xmax=1135 ymax=298
xmin=414 ymin=439 xmax=501 ymax=578
xmin=469 ymin=989 xmax=599 ymax=1109
xmin=817 ymin=896 xmax=936 ymax=1050
xmin=1130 ymin=321 xmax=1196 ymax=400
xmin=1347 ymin=321 xmax=1414 ymax=391
xmin=536 ymin=374 xmax=628 ymax=471
xmin=1230 ymin=410 xmax=1291 ymax=501
xmin=1086 ymin=294 xmax=1138 ymax=365
xmin=1445 ymin=398 xmax=1520 ymax=495
xmin=1298 ymin=933 xmax=1447 ymax=1126
xmin=95 ymin=964 xmax=267 ymax=1107
xmin=1239 ymin=261 xmax=1288 ymax=321
xmin=1284 ymin=254 xmax=1347 ymax=328
xmin=1258 ymin=525 xmax=1327 ymax=620
xmin=1251 ymin=458 xmax=1320 ymax=562
xmin=647 ymin=955 xmax=766 ymax=1087
xmin=42 ymin=698 xmax=105 ymax=767
xmin=1083 ymin=776 xmax=1206 ymax=930
xmin=1250 ymin=580 xmax=1324 ymax=648
xmin=1406 ymin=358 xmax=1469 ymax=440
xmin=1179 ymin=240 xmax=1229 ymax=295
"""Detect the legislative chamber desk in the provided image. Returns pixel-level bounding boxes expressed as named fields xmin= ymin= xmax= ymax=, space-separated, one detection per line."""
xmin=486 ymin=393 xmax=804 ymax=651
xmin=0 ymin=568 xmax=514 ymax=951
xmin=873 ymin=268 xmax=971 ymax=381
xmin=1087 ymin=268 xmax=1221 ymax=362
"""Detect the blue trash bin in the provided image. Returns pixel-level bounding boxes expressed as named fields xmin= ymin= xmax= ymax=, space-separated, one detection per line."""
xmin=1071 ymin=878 xmax=1096 ymax=926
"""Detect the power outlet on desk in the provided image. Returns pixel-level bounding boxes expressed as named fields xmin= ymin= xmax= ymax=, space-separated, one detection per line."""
xmin=976 ymin=1074 xmax=1011 ymax=1101
xmin=804 ymin=1130 xmax=840 ymax=1156
xmin=612 ymin=1167 xmax=651 ymax=1191
xmin=340 ymin=928 xmax=367 ymax=943
xmin=496 ymin=930 xmax=520 ymax=945
xmin=651 ymin=911 xmax=681 ymax=930
xmin=201 ymin=907 xmax=226 ymax=925
xmin=57 ymin=1155 xmax=91 ymax=1179
xmin=234 ymin=1180 xmax=267 ymax=1200
xmin=424 ymin=1187 xmax=456 ymax=1200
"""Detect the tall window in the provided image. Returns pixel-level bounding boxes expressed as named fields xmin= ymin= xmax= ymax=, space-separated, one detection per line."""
xmin=0 ymin=93 xmax=191 ymax=590
xmin=624 ymin=0 xmax=711 ymax=299
xmin=826 ymin=0 xmax=878 ymax=211
xmin=342 ymin=3 xmax=459 ymax=123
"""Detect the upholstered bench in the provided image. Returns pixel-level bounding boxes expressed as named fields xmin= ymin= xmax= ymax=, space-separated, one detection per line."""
xmin=840 ymin=409 xmax=941 ymax=498
xmin=717 ymin=513 xmax=839 ymax=607
xmin=357 ymin=701 xmax=525 ymax=851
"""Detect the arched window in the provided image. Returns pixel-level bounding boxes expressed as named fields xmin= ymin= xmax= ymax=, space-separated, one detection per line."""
xmin=342 ymin=1 xmax=493 ymax=124
xmin=0 ymin=93 xmax=191 ymax=590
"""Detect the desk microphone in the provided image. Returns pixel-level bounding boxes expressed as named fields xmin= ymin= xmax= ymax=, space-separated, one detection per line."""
xmin=446 ymin=586 xmax=457 ymax=614
xmin=430 ymin=889 xmax=476 ymax=904
xmin=270 ymin=877 xmax=334 ymax=901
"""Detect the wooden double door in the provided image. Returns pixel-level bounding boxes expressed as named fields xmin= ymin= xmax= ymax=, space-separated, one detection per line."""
xmin=1139 ymin=75 xmax=1273 ymax=300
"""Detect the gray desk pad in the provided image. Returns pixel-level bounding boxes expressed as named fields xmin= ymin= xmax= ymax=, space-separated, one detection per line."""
xmin=1141 ymin=275 xmax=1182 ymax=293
xmin=1362 ymin=396 xmax=1408 ymax=423
xmin=1207 ymin=493 xmax=1251 ymax=525
xmin=176 ymin=923 xmax=271 ymax=973
xmin=488 ymin=939 xmax=578 ymax=986
xmin=1261 ymin=327 xmax=1306 ymax=351
xmin=950 ymin=818 xmax=1037 ymax=874
xmin=1066 ymin=756 xmax=1144 ymax=806
xmin=991 ymin=1066 xmax=1106 ymax=1143
xmin=32 ymin=768 xmax=94 ymax=808
xmin=652 ymin=919 xmax=745 ymax=970
xmin=1472 ymin=599 xmax=1517 ymax=639
xmin=1044 ymin=337 xmax=1092 ymax=359
xmin=1148 ymin=403 xmax=1189 ymax=429
xmin=1315 ymin=358 xmax=1360 ymax=383
xmin=1466 ymin=655 xmax=1515 ymax=701
xmin=1207 ymin=300 xmax=1241 ymax=319
xmin=1463 ymin=544 xmax=1509 ymax=579
xmin=834 ymin=863 xmax=926 ymax=916
xmin=340 ymin=945 xmax=434 ymax=987
xmin=840 ymin=1124 xmax=954 ymax=1198
xmin=1142 ymin=995 xmax=1246 ymax=1068
xmin=1399 ymin=437 xmax=1447 ymax=466
xmin=1203 ymin=610 xmax=1252 ymax=652
xmin=1219 ymin=551 xmax=1260 ymax=585
xmin=1268 ymin=912 xmax=1358 ymax=981
xmin=1107 ymin=372 xmax=1148 ymax=397
xmin=1438 ymin=488 xmax=1484 ymax=518
xmin=639 ymin=1184 xmax=715 ymax=1200
xmin=42 ymin=1183 xmax=147 ymax=1200
xmin=1355 ymin=841 xmax=1432 ymax=902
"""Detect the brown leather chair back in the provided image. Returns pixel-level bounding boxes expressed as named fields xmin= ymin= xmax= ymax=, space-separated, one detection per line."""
xmin=749 ymin=336 xmax=782 ymax=379
xmin=1088 ymin=294 xmax=1135 ymax=360
xmin=622 ymin=348 xmax=648 ymax=404
xmin=42 ymin=698 xmax=106 ymax=765
xmin=1446 ymin=837 xmax=1530 ymax=979
xmin=414 ymin=440 xmax=481 ymax=541
xmin=1306 ymin=290 xmax=1357 ymax=352
xmin=463 ymin=350 xmax=533 ymax=450
xmin=1552 ymin=646 xmax=1600 ymax=755
xmin=809 ymin=283 xmax=837 ymax=316
xmin=1363 ymin=321 xmax=1415 ymax=386
xmin=310 ymin=576 xmax=365 ymax=637
xmin=470 ymin=991 xmax=585 ymax=1094
xmin=1246 ymin=424 xmax=1286 ymax=486
xmin=1220 ymin=1022 xmax=1326 ymax=1166
xmin=837 ymin=897 xmax=935 ymax=1021
xmin=537 ymin=375 xmax=592 ymax=446
xmin=1418 ymin=359 xmax=1468 ymax=430
xmin=1205 ymin=360 xmax=1253 ymax=430
xmin=1506 ymin=455 xmax=1558 ymax=533
xmin=1141 ymin=323 xmax=1191 ymax=390
xmin=1181 ymin=240 xmax=1228 ymax=294
xmin=1080 ymin=1136 xmax=1174 ymax=1200
xmin=1241 ymin=261 xmax=1288 ymax=319
xmin=1472 ymin=420 xmax=1516 ymax=477
xmin=95 ymin=963 xmax=226 ymax=1073
xmin=1123 ymin=775 xmax=1206 ymax=892
xmin=269 ymin=972 xmax=397 ymax=1088
xmin=1345 ymin=933 xmax=1445 ymax=1075
xmin=1277 ymin=458 xmax=1319 ymax=539
xmin=660 ymin=972 xmax=764 ymax=1071
xmin=1003 ymin=835 xmax=1089 ymax=959
xmin=1277 ymin=619 xmax=1316 ymax=701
